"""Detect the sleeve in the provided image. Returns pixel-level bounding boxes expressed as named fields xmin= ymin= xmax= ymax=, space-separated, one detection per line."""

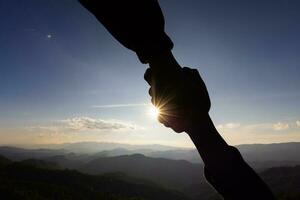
xmin=203 ymin=146 xmax=276 ymax=200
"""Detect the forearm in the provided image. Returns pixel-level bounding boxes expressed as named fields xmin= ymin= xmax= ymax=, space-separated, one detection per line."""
xmin=187 ymin=115 xmax=275 ymax=199
xmin=186 ymin=114 xmax=229 ymax=168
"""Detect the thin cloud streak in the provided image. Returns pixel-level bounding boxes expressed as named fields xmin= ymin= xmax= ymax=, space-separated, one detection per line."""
xmin=26 ymin=117 xmax=142 ymax=134
xmin=217 ymin=123 xmax=240 ymax=129
xmin=92 ymin=103 xmax=150 ymax=108
xmin=217 ymin=121 xmax=297 ymax=133
xmin=273 ymin=122 xmax=289 ymax=131
xmin=64 ymin=117 xmax=139 ymax=131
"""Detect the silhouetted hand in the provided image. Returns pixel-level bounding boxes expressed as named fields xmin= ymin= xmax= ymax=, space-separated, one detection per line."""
xmin=144 ymin=67 xmax=211 ymax=133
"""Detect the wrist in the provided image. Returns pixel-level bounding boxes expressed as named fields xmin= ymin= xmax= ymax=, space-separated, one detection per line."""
xmin=148 ymin=51 xmax=181 ymax=70
xmin=186 ymin=113 xmax=212 ymax=135
xmin=186 ymin=114 xmax=228 ymax=153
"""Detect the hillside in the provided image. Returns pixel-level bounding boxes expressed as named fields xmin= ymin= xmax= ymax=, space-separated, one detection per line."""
xmin=184 ymin=165 xmax=300 ymax=200
xmin=237 ymin=142 xmax=300 ymax=162
xmin=0 ymin=157 xmax=189 ymax=200
xmin=261 ymin=166 xmax=300 ymax=200
xmin=81 ymin=154 xmax=204 ymax=190
xmin=0 ymin=146 xmax=67 ymax=161
xmin=0 ymin=154 xmax=300 ymax=200
xmin=2 ymin=142 xmax=299 ymax=167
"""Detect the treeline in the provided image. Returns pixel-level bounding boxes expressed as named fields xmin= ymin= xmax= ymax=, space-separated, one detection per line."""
xmin=0 ymin=155 xmax=299 ymax=200
xmin=0 ymin=156 xmax=189 ymax=200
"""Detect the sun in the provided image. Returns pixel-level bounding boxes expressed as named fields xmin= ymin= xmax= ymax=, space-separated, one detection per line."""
xmin=147 ymin=105 xmax=160 ymax=119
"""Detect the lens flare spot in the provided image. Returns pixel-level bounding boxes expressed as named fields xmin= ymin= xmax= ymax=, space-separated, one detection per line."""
xmin=147 ymin=105 xmax=160 ymax=119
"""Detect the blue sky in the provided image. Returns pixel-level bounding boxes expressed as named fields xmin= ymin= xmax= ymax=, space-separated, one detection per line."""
xmin=0 ymin=0 xmax=300 ymax=147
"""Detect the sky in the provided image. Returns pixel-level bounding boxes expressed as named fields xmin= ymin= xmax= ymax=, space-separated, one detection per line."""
xmin=0 ymin=0 xmax=300 ymax=147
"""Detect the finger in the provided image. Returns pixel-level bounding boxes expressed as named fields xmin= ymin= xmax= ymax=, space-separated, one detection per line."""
xmin=167 ymin=117 xmax=185 ymax=133
xmin=144 ymin=68 xmax=152 ymax=85
xmin=158 ymin=115 xmax=185 ymax=133
xmin=158 ymin=115 xmax=170 ymax=127
xmin=151 ymin=96 xmax=159 ymax=107
xmin=145 ymin=68 xmax=170 ymax=87
xmin=148 ymin=87 xmax=152 ymax=96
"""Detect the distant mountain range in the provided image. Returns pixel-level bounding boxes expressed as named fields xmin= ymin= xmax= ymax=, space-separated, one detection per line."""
xmin=146 ymin=142 xmax=300 ymax=164
xmin=0 ymin=154 xmax=299 ymax=200
xmin=0 ymin=156 xmax=189 ymax=200
xmin=0 ymin=141 xmax=299 ymax=199
xmin=81 ymin=154 xmax=204 ymax=190
xmin=24 ymin=142 xmax=180 ymax=153
xmin=2 ymin=142 xmax=299 ymax=165
xmin=0 ymin=142 xmax=299 ymax=189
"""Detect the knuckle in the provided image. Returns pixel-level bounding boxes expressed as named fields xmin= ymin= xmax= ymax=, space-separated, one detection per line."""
xmin=148 ymin=88 xmax=152 ymax=96
xmin=144 ymin=68 xmax=152 ymax=83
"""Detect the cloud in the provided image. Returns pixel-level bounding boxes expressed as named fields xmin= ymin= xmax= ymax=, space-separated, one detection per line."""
xmin=296 ymin=121 xmax=300 ymax=127
xmin=25 ymin=126 xmax=62 ymax=132
xmin=216 ymin=121 xmax=294 ymax=134
xmin=272 ymin=122 xmax=289 ymax=131
xmin=27 ymin=117 xmax=141 ymax=134
xmin=92 ymin=103 xmax=149 ymax=108
xmin=64 ymin=117 xmax=138 ymax=131
xmin=217 ymin=123 xmax=240 ymax=129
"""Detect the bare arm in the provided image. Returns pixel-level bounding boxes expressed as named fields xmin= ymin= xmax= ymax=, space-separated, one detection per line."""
xmin=145 ymin=53 xmax=275 ymax=199
xmin=188 ymin=115 xmax=275 ymax=199
xmin=79 ymin=1 xmax=275 ymax=198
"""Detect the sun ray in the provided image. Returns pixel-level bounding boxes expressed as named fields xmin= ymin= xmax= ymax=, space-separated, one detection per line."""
xmin=147 ymin=105 xmax=160 ymax=119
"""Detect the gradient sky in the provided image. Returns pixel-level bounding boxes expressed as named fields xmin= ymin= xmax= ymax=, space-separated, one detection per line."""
xmin=0 ymin=0 xmax=300 ymax=147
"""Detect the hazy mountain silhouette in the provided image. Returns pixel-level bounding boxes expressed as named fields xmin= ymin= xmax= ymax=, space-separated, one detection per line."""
xmin=148 ymin=142 xmax=300 ymax=165
xmin=0 ymin=155 xmax=299 ymax=200
xmin=0 ymin=146 xmax=67 ymax=161
xmin=1 ymin=142 xmax=299 ymax=171
xmin=260 ymin=165 xmax=300 ymax=200
xmin=0 ymin=155 xmax=12 ymax=166
xmin=81 ymin=154 xmax=204 ymax=190
xmin=148 ymin=149 xmax=201 ymax=163
xmin=237 ymin=142 xmax=300 ymax=162
xmin=17 ymin=159 xmax=60 ymax=170
xmin=183 ymin=165 xmax=300 ymax=200
xmin=5 ymin=142 xmax=299 ymax=162
xmin=1 ymin=142 xmax=299 ymax=199
xmin=26 ymin=142 xmax=179 ymax=154
xmin=0 ymin=156 xmax=189 ymax=200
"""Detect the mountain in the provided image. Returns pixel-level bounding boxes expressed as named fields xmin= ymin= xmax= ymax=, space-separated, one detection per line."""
xmin=87 ymin=142 xmax=300 ymax=167
xmin=236 ymin=142 xmax=300 ymax=169
xmin=148 ymin=149 xmax=201 ymax=163
xmin=183 ymin=165 xmax=300 ymax=200
xmin=0 ymin=156 xmax=189 ymax=200
xmin=1 ymin=154 xmax=299 ymax=200
xmin=1 ymin=142 xmax=299 ymax=169
xmin=81 ymin=154 xmax=205 ymax=190
xmin=0 ymin=155 xmax=12 ymax=166
xmin=0 ymin=146 xmax=68 ymax=161
xmin=25 ymin=142 xmax=180 ymax=154
xmin=18 ymin=158 xmax=60 ymax=170
xmin=237 ymin=142 xmax=300 ymax=162
xmin=260 ymin=166 xmax=300 ymax=200
xmin=91 ymin=147 xmax=135 ymax=157
xmin=148 ymin=142 xmax=300 ymax=165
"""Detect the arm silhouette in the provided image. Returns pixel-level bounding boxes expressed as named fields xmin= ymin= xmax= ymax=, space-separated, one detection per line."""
xmin=79 ymin=0 xmax=275 ymax=199
xmin=144 ymin=61 xmax=276 ymax=199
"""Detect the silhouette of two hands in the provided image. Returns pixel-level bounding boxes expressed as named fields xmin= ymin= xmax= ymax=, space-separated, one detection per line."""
xmin=144 ymin=67 xmax=211 ymax=133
